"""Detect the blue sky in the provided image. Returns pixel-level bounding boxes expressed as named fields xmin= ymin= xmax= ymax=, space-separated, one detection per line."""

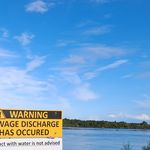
xmin=0 ymin=0 xmax=150 ymax=122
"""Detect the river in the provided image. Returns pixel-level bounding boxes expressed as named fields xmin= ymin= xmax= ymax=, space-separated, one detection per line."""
xmin=63 ymin=128 xmax=150 ymax=150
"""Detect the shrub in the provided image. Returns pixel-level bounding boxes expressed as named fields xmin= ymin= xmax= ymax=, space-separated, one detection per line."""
xmin=142 ymin=141 xmax=150 ymax=150
xmin=121 ymin=143 xmax=133 ymax=150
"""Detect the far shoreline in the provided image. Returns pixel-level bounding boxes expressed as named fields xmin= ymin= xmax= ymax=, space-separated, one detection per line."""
xmin=63 ymin=126 xmax=150 ymax=131
xmin=63 ymin=118 xmax=150 ymax=130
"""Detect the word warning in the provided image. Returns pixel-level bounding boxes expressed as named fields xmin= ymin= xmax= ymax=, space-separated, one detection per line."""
xmin=0 ymin=109 xmax=62 ymax=138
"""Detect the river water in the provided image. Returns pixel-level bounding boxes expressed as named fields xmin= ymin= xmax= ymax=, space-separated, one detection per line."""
xmin=63 ymin=128 xmax=150 ymax=150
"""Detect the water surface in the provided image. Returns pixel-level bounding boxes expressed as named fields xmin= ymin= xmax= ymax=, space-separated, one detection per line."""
xmin=63 ymin=128 xmax=150 ymax=150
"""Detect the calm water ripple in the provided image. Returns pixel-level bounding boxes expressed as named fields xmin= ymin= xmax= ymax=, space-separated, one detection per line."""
xmin=63 ymin=128 xmax=150 ymax=150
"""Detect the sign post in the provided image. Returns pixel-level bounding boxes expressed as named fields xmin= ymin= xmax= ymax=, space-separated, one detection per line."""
xmin=0 ymin=109 xmax=62 ymax=150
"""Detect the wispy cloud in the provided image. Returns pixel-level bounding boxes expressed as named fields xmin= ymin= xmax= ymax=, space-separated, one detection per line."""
xmin=73 ymin=83 xmax=97 ymax=101
xmin=136 ymin=95 xmax=150 ymax=108
xmin=0 ymin=28 xmax=9 ymax=38
xmin=83 ymin=25 xmax=112 ymax=36
xmin=0 ymin=67 xmax=52 ymax=95
xmin=81 ymin=45 xmax=126 ymax=59
xmin=84 ymin=59 xmax=128 ymax=80
xmin=57 ymin=40 xmax=77 ymax=47
xmin=50 ymin=67 xmax=98 ymax=101
xmin=137 ymin=100 xmax=150 ymax=108
xmin=14 ymin=32 xmax=34 ymax=46
xmin=57 ymin=44 xmax=128 ymax=62
xmin=0 ymin=63 xmax=57 ymax=108
xmin=26 ymin=56 xmax=46 ymax=72
xmin=63 ymin=55 xmax=86 ymax=65
xmin=0 ymin=51 xmax=73 ymax=110
xmin=97 ymin=59 xmax=128 ymax=71
xmin=50 ymin=66 xmax=80 ymax=75
xmin=121 ymin=74 xmax=133 ymax=79
xmin=108 ymin=113 xmax=150 ymax=121
xmin=25 ymin=0 xmax=54 ymax=14
xmin=76 ymin=20 xmax=94 ymax=28
xmin=50 ymin=43 xmax=129 ymax=101
xmin=50 ymin=43 xmax=130 ymax=101
xmin=0 ymin=48 xmax=17 ymax=58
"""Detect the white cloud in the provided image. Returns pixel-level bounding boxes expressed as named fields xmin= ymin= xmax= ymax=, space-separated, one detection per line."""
xmin=108 ymin=113 xmax=150 ymax=121
xmin=63 ymin=55 xmax=86 ymax=65
xmin=77 ymin=20 xmax=93 ymax=28
xmin=81 ymin=45 xmax=126 ymax=59
xmin=137 ymin=100 xmax=150 ymax=108
xmin=92 ymin=46 xmax=125 ymax=57
xmin=84 ymin=59 xmax=128 ymax=80
xmin=50 ymin=66 xmax=80 ymax=75
xmin=121 ymin=74 xmax=133 ymax=79
xmin=50 ymin=44 xmax=129 ymax=101
xmin=50 ymin=66 xmax=98 ymax=101
xmin=62 ymin=72 xmax=82 ymax=85
xmin=0 ymin=52 xmax=76 ymax=110
xmin=0 ymin=51 xmax=58 ymax=108
xmin=83 ymin=25 xmax=112 ymax=36
xmin=58 ymin=44 xmax=128 ymax=64
xmin=49 ymin=97 xmax=73 ymax=117
xmin=98 ymin=59 xmax=128 ymax=71
xmin=0 ymin=28 xmax=9 ymax=38
xmin=134 ymin=114 xmax=150 ymax=121
xmin=26 ymin=56 xmax=46 ymax=72
xmin=83 ymin=72 xmax=97 ymax=80
xmin=0 ymin=48 xmax=16 ymax=58
xmin=0 ymin=65 xmax=57 ymax=108
xmin=14 ymin=32 xmax=34 ymax=46
xmin=136 ymin=95 xmax=150 ymax=108
xmin=50 ymin=66 xmax=82 ymax=84
xmin=57 ymin=40 xmax=76 ymax=47
xmin=25 ymin=0 xmax=54 ymax=13
xmin=73 ymin=83 xmax=97 ymax=101
xmin=0 ymin=67 xmax=49 ymax=93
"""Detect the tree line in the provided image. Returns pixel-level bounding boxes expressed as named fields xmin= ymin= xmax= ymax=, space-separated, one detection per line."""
xmin=63 ymin=118 xmax=150 ymax=129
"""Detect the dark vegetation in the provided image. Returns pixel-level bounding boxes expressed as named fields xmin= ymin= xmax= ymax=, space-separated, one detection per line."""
xmin=121 ymin=141 xmax=150 ymax=150
xmin=63 ymin=118 xmax=150 ymax=129
xmin=121 ymin=143 xmax=133 ymax=150
xmin=142 ymin=141 xmax=150 ymax=150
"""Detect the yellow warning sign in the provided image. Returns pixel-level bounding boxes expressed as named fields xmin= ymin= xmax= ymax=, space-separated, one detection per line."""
xmin=0 ymin=109 xmax=62 ymax=138
xmin=0 ymin=110 xmax=5 ymax=119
